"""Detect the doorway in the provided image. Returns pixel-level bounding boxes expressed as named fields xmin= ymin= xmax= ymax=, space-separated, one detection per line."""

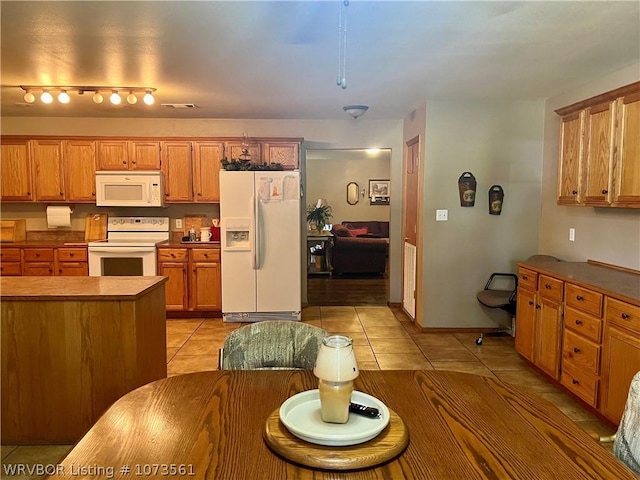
xmin=305 ymin=149 xmax=391 ymax=306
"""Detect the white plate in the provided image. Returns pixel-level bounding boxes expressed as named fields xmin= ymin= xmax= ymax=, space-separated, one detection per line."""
xmin=279 ymin=390 xmax=390 ymax=446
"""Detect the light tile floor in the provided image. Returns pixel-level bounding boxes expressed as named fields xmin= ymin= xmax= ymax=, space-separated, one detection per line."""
xmin=1 ymin=305 xmax=618 ymax=479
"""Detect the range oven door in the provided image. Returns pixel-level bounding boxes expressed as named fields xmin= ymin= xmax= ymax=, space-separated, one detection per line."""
xmin=88 ymin=247 xmax=157 ymax=276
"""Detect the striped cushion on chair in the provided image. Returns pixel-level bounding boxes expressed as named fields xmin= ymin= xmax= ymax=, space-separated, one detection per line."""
xmin=614 ymin=371 xmax=640 ymax=473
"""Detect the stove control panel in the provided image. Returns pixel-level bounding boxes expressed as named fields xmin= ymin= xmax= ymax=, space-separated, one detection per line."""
xmin=108 ymin=217 xmax=170 ymax=232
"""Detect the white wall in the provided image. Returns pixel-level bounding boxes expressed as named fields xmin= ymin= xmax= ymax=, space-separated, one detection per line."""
xmin=539 ymin=63 xmax=640 ymax=269
xmin=0 ymin=116 xmax=405 ymax=303
xmin=420 ymin=100 xmax=545 ymax=328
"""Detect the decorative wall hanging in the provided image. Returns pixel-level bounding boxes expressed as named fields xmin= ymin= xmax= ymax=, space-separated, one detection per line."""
xmin=458 ymin=172 xmax=477 ymax=207
xmin=346 ymin=182 xmax=359 ymax=205
xmin=488 ymin=185 xmax=504 ymax=215
xmin=369 ymin=179 xmax=390 ymax=205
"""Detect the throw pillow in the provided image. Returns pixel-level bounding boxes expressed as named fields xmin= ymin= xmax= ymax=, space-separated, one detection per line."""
xmin=348 ymin=228 xmax=369 ymax=237
xmin=332 ymin=225 xmax=352 ymax=237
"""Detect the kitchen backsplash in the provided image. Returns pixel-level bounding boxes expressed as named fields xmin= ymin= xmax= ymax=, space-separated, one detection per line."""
xmin=0 ymin=203 xmax=221 ymax=233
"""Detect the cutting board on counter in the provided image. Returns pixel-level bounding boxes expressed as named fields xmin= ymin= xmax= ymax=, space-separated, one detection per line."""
xmin=84 ymin=214 xmax=108 ymax=242
xmin=0 ymin=219 xmax=26 ymax=242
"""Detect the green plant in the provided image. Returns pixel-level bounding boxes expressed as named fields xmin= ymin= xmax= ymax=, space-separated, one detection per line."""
xmin=221 ymin=158 xmax=284 ymax=171
xmin=306 ymin=204 xmax=332 ymax=233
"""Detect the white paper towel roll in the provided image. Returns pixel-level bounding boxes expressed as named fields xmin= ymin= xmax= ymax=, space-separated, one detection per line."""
xmin=46 ymin=206 xmax=72 ymax=228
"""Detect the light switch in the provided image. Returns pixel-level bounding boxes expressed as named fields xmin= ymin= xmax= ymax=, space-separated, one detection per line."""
xmin=176 ymin=219 xmax=183 ymax=229
xmin=569 ymin=228 xmax=575 ymax=242
xmin=436 ymin=209 xmax=448 ymax=221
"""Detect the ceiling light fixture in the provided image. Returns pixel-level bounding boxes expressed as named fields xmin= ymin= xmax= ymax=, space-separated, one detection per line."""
xmin=19 ymin=85 xmax=157 ymax=106
xmin=343 ymin=104 xmax=368 ymax=119
xmin=110 ymin=90 xmax=121 ymax=105
xmin=58 ymin=90 xmax=70 ymax=104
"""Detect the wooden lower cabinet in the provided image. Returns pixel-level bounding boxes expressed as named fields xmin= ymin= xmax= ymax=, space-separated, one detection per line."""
xmin=514 ymin=275 xmax=563 ymax=380
xmin=516 ymin=262 xmax=640 ymax=426
xmin=600 ymin=299 xmax=640 ymax=424
xmin=158 ymin=247 xmax=221 ymax=312
xmin=22 ymin=247 xmax=55 ymax=276
xmin=0 ymin=248 xmax=22 ymax=276
xmin=56 ymin=247 xmax=88 ymax=276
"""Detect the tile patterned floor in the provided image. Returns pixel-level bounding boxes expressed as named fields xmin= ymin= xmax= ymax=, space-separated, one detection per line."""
xmin=1 ymin=305 xmax=619 ymax=479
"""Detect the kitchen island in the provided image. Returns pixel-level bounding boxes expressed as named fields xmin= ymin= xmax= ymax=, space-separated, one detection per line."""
xmin=1 ymin=276 xmax=168 ymax=444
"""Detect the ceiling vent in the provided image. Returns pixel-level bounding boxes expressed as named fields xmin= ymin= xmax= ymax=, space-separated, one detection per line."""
xmin=161 ymin=103 xmax=198 ymax=109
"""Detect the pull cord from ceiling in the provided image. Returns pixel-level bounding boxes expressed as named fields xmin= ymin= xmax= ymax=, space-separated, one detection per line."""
xmin=337 ymin=0 xmax=349 ymax=89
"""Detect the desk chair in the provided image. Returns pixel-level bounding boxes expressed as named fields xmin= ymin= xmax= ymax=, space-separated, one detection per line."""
xmin=219 ymin=321 xmax=328 ymax=370
xmin=475 ymin=255 xmax=562 ymax=345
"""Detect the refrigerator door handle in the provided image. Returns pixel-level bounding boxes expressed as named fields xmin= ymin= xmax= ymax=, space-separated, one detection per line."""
xmin=250 ymin=195 xmax=259 ymax=270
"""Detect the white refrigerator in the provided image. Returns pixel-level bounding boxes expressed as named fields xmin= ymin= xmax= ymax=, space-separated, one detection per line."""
xmin=220 ymin=170 xmax=301 ymax=322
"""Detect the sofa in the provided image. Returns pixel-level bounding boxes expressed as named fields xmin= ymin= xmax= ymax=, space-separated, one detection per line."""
xmin=339 ymin=221 xmax=389 ymax=239
xmin=330 ymin=223 xmax=388 ymax=275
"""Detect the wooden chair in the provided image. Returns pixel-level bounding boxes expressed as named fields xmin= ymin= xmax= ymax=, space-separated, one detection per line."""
xmin=219 ymin=321 xmax=328 ymax=370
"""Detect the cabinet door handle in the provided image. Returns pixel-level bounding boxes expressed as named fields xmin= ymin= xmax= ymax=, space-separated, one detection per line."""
xmin=122 ymin=161 xmax=127 ymax=165
xmin=576 ymin=295 xmax=584 ymax=301
xmin=572 ymin=379 xmax=579 ymax=385
xmin=528 ymin=300 xmax=534 ymax=306
xmin=575 ymin=319 xmax=582 ymax=325
xmin=522 ymin=275 xmax=528 ymax=280
xmin=621 ymin=313 xmax=630 ymax=320
xmin=535 ymin=304 xmax=541 ymax=309
xmin=573 ymin=347 xmax=581 ymax=354
xmin=545 ymin=284 xmax=552 ymax=289
xmin=572 ymin=190 xmax=578 ymax=195
xmin=601 ymin=189 xmax=608 ymax=194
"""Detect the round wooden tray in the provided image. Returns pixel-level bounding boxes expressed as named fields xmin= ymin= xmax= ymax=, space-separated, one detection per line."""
xmin=263 ymin=407 xmax=409 ymax=471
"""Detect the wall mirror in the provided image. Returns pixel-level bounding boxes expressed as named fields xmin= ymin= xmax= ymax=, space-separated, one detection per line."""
xmin=346 ymin=182 xmax=359 ymax=205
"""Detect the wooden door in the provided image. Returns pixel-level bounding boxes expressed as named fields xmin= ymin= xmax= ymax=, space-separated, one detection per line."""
xmin=96 ymin=141 xmax=130 ymax=170
xmin=64 ymin=140 xmax=96 ymax=202
xmin=158 ymin=262 xmax=188 ymax=311
xmin=129 ymin=141 xmax=161 ymax=170
xmin=402 ymin=137 xmax=420 ymax=320
xmin=557 ymin=112 xmax=585 ymax=205
xmin=30 ymin=140 xmax=65 ymax=201
xmin=162 ymin=142 xmax=193 ymax=202
xmin=600 ymin=324 xmax=640 ymax=424
xmin=536 ymin=297 xmax=563 ymax=380
xmin=191 ymin=262 xmax=221 ymax=310
xmin=1 ymin=140 xmax=32 ymax=201
xmin=583 ymin=101 xmax=615 ymax=206
xmin=613 ymin=92 xmax=640 ymax=207
xmin=193 ymin=142 xmax=224 ymax=202
xmin=515 ymin=287 xmax=536 ymax=361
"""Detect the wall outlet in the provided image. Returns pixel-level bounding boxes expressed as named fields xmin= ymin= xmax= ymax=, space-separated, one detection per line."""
xmin=176 ymin=219 xmax=183 ymax=229
xmin=436 ymin=209 xmax=448 ymax=221
xmin=569 ymin=228 xmax=575 ymax=242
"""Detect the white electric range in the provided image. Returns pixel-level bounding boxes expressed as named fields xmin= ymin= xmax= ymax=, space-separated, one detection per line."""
xmin=88 ymin=217 xmax=170 ymax=276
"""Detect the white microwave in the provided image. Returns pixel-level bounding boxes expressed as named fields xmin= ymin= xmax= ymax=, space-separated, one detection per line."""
xmin=95 ymin=171 xmax=165 ymax=207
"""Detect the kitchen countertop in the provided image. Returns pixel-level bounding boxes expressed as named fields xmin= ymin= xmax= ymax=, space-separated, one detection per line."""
xmin=0 ymin=276 xmax=167 ymax=300
xmin=517 ymin=259 xmax=640 ymax=306
xmin=160 ymin=241 xmax=221 ymax=247
xmin=0 ymin=240 xmax=89 ymax=247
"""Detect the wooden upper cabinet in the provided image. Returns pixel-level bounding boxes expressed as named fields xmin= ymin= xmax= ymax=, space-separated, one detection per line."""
xmin=64 ymin=140 xmax=96 ymax=202
xmin=96 ymin=140 xmax=160 ymax=170
xmin=30 ymin=140 xmax=65 ymax=202
xmin=557 ymin=112 xmax=585 ymax=205
xmin=264 ymin=142 xmax=299 ymax=170
xmin=193 ymin=141 xmax=223 ymax=202
xmin=1 ymin=139 xmax=33 ymax=201
xmin=96 ymin=141 xmax=129 ymax=170
xmin=225 ymin=141 xmax=262 ymax=163
xmin=162 ymin=141 xmax=193 ymax=202
xmin=583 ymin=101 xmax=616 ymax=206
xmin=129 ymin=141 xmax=161 ymax=170
xmin=613 ymin=92 xmax=640 ymax=207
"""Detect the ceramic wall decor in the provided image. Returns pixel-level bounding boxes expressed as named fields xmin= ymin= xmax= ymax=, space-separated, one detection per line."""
xmin=458 ymin=172 xmax=477 ymax=207
xmin=488 ymin=185 xmax=504 ymax=215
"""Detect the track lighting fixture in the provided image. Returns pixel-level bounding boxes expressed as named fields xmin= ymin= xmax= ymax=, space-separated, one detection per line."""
xmin=19 ymin=85 xmax=156 ymax=107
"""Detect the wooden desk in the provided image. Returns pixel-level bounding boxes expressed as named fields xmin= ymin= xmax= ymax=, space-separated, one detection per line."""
xmin=50 ymin=370 xmax=634 ymax=479
xmin=1 ymin=276 xmax=168 ymax=444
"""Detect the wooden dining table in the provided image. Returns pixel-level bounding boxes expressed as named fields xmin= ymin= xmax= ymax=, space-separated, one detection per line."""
xmin=48 ymin=369 xmax=634 ymax=479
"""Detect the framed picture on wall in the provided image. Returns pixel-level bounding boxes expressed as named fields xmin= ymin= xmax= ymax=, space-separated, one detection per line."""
xmin=369 ymin=179 xmax=390 ymax=205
